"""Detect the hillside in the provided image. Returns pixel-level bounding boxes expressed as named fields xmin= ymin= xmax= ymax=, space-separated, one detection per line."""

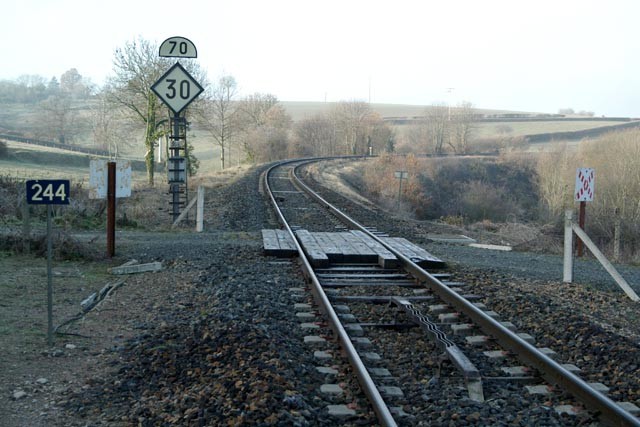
xmin=280 ymin=101 xmax=528 ymax=121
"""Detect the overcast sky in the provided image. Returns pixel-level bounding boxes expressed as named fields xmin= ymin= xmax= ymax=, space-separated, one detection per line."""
xmin=4 ymin=0 xmax=640 ymax=116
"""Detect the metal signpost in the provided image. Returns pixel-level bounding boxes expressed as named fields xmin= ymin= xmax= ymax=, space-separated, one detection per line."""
xmin=394 ymin=171 xmax=408 ymax=210
xmin=152 ymin=37 xmax=203 ymax=222
xmin=88 ymin=159 xmax=132 ymax=257
xmin=574 ymin=168 xmax=595 ymax=257
xmin=26 ymin=179 xmax=70 ymax=346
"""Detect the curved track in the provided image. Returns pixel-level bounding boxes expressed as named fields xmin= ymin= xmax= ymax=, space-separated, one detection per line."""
xmin=264 ymin=158 xmax=640 ymax=427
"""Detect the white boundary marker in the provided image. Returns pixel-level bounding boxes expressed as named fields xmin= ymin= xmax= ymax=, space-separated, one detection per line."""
xmin=564 ymin=210 xmax=639 ymax=302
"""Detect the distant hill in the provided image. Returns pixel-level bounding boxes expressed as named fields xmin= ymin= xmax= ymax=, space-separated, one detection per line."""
xmin=279 ymin=101 xmax=527 ymax=122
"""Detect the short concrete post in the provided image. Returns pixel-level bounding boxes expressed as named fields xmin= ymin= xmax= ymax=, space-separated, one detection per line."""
xmin=563 ymin=210 xmax=574 ymax=283
xmin=196 ymin=186 xmax=204 ymax=232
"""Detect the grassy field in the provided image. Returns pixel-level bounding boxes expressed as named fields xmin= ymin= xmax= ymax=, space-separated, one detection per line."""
xmin=474 ymin=120 xmax=626 ymax=138
xmin=1 ymin=100 xmax=633 ymax=179
xmin=279 ymin=101 xmax=525 ymax=122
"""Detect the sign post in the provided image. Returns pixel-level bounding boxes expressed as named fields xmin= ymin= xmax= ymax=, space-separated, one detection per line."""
xmin=574 ymin=168 xmax=594 ymax=257
xmin=394 ymin=171 xmax=408 ymax=211
xmin=88 ymin=159 xmax=132 ymax=257
xmin=107 ymin=162 xmax=116 ymax=257
xmin=26 ymin=179 xmax=70 ymax=346
xmin=152 ymin=38 xmax=203 ymax=223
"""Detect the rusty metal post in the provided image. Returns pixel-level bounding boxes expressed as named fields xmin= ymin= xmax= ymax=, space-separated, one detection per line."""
xmin=576 ymin=201 xmax=586 ymax=257
xmin=107 ymin=161 xmax=116 ymax=257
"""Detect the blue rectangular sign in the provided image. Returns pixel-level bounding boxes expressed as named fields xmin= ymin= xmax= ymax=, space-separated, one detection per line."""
xmin=26 ymin=180 xmax=70 ymax=205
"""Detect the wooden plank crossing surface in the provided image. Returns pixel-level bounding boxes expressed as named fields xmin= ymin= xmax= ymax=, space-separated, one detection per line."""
xmin=295 ymin=230 xmax=330 ymax=268
xmin=261 ymin=229 xmax=297 ymax=258
xmin=262 ymin=229 xmax=446 ymax=269
xmin=380 ymin=236 xmax=446 ymax=268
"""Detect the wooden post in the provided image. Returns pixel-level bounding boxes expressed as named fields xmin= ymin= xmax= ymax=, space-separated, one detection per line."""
xmin=107 ymin=162 xmax=116 ymax=257
xmin=196 ymin=186 xmax=204 ymax=232
xmin=576 ymin=201 xmax=586 ymax=257
xmin=563 ymin=210 xmax=574 ymax=283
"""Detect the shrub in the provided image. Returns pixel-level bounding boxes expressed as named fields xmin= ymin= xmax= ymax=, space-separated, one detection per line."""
xmin=460 ymin=180 xmax=521 ymax=222
xmin=361 ymin=155 xmax=539 ymax=223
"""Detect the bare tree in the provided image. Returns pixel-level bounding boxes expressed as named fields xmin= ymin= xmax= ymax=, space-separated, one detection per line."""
xmin=196 ymin=75 xmax=238 ymax=170
xmin=91 ymin=94 xmax=132 ymax=158
xmin=105 ymin=37 xmax=205 ymax=184
xmin=448 ymin=101 xmax=476 ymax=154
xmin=237 ymin=94 xmax=292 ymax=162
xmin=330 ymin=101 xmax=374 ymax=155
xmin=238 ymin=93 xmax=279 ymax=127
xmin=60 ymin=68 xmax=93 ymax=99
xmin=105 ymin=37 xmax=169 ymax=184
xmin=291 ymin=113 xmax=337 ymax=157
xmin=423 ymin=103 xmax=449 ymax=154
xmin=364 ymin=112 xmax=394 ymax=156
xmin=38 ymin=92 xmax=77 ymax=143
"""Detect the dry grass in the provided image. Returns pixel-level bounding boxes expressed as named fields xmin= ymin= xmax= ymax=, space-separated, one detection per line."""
xmin=474 ymin=120 xmax=625 ymax=138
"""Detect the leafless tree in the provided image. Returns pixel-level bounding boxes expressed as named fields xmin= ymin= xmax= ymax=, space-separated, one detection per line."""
xmin=106 ymin=37 xmax=205 ymax=184
xmin=60 ymin=68 xmax=93 ymax=99
xmin=291 ymin=113 xmax=337 ymax=157
xmin=238 ymin=93 xmax=279 ymax=127
xmin=365 ymin=112 xmax=394 ymax=155
xmin=448 ymin=101 xmax=476 ymax=154
xmin=106 ymin=37 xmax=169 ymax=184
xmin=237 ymin=94 xmax=292 ymax=162
xmin=196 ymin=75 xmax=238 ymax=170
xmin=423 ymin=103 xmax=449 ymax=154
xmin=330 ymin=101 xmax=374 ymax=155
xmin=38 ymin=92 xmax=77 ymax=143
xmin=91 ymin=94 xmax=132 ymax=158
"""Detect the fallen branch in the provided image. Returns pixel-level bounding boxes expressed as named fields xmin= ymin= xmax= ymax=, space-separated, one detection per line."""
xmin=109 ymin=261 xmax=162 ymax=275
xmin=55 ymin=280 xmax=125 ymax=334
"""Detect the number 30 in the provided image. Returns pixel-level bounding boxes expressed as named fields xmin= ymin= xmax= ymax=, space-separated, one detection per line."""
xmin=165 ymin=79 xmax=191 ymax=100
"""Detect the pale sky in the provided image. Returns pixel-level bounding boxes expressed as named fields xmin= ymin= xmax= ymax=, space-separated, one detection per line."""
xmin=3 ymin=0 xmax=640 ymax=116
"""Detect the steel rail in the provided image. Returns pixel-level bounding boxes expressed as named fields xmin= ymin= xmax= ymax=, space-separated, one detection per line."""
xmin=264 ymin=159 xmax=398 ymax=427
xmin=289 ymin=160 xmax=640 ymax=427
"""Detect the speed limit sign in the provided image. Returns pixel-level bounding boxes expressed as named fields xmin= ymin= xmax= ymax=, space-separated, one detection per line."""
xmin=152 ymin=62 xmax=203 ymax=114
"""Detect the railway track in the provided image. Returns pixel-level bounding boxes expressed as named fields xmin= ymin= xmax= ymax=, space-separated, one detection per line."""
xmin=264 ymin=158 xmax=640 ymax=426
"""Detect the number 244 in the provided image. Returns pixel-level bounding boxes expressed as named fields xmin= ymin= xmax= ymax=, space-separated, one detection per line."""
xmin=30 ymin=182 xmax=67 ymax=202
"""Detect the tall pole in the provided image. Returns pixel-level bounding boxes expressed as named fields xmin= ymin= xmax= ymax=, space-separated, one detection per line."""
xmin=397 ymin=175 xmax=404 ymax=211
xmin=107 ymin=162 xmax=116 ymax=257
xmin=46 ymin=205 xmax=53 ymax=346
xmin=446 ymin=87 xmax=455 ymax=120
xmin=169 ymin=112 xmax=185 ymax=223
xmin=577 ymin=201 xmax=586 ymax=257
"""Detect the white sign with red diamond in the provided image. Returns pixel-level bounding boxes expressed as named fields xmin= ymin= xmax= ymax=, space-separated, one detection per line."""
xmin=575 ymin=168 xmax=595 ymax=202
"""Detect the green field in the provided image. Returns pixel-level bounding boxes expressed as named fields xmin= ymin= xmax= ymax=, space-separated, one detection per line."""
xmin=279 ymin=101 xmax=523 ymax=122
xmin=1 ymin=101 xmax=634 ymax=178
xmin=474 ymin=120 xmax=626 ymax=138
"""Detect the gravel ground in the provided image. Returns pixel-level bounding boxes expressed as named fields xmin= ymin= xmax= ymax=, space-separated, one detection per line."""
xmin=3 ymin=160 xmax=639 ymax=426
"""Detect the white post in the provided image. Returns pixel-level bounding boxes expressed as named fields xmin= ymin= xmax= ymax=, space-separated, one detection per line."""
xmin=563 ymin=210 xmax=574 ymax=283
xmin=571 ymin=224 xmax=639 ymax=302
xmin=196 ymin=186 xmax=204 ymax=232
